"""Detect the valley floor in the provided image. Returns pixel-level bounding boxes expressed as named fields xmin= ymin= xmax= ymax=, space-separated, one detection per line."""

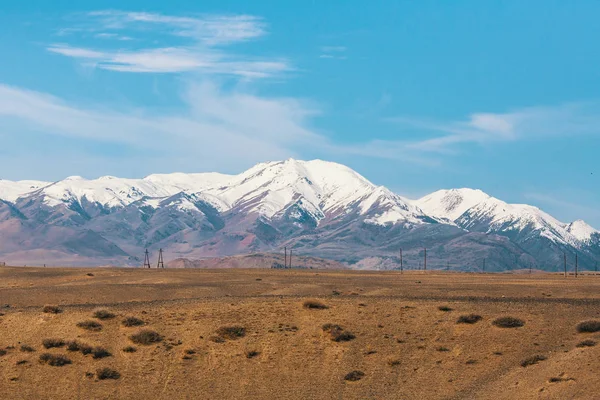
xmin=0 ymin=267 xmax=599 ymax=399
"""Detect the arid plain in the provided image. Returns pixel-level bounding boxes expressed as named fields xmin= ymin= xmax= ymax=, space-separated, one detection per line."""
xmin=1 ymin=267 xmax=599 ymax=399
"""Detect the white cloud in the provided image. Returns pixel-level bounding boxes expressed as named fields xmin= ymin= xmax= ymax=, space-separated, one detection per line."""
xmin=319 ymin=45 xmax=347 ymax=60
xmin=49 ymin=11 xmax=290 ymax=76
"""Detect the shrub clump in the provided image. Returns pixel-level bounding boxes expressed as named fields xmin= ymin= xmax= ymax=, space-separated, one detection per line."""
xmin=521 ymin=355 xmax=547 ymax=367
xmin=0 ymin=349 xmax=6 ymax=357
xmin=42 ymin=338 xmax=65 ymax=349
xmin=246 ymin=350 xmax=260 ymax=359
xmin=438 ymin=306 xmax=453 ymax=312
xmin=122 ymin=316 xmax=145 ymax=327
xmin=43 ymin=305 xmax=63 ymax=314
xmin=344 ymin=370 xmax=365 ymax=382
xmin=576 ymin=339 xmax=597 ymax=348
xmin=493 ymin=317 xmax=525 ymax=328
xmin=20 ymin=345 xmax=35 ymax=353
xmin=303 ymin=300 xmax=329 ymax=310
xmin=97 ymin=368 xmax=120 ymax=380
xmin=457 ymin=314 xmax=482 ymax=324
xmin=93 ymin=309 xmax=116 ymax=320
xmin=129 ymin=329 xmax=163 ymax=345
xmin=576 ymin=320 xmax=600 ymax=333
xmin=91 ymin=347 xmax=111 ymax=359
xmin=322 ymin=323 xmax=356 ymax=342
xmin=66 ymin=340 xmax=93 ymax=354
xmin=39 ymin=353 xmax=71 ymax=367
xmin=122 ymin=346 xmax=137 ymax=353
xmin=77 ymin=320 xmax=103 ymax=331
xmin=215 ymin=326 xmax=246 ymax=341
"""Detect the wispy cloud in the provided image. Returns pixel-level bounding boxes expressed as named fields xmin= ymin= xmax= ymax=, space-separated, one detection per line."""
xmin=48 ymin=11 xmax=290 ymax=76
xmin=387 ymin=102 xmax=600 ymax=155
xmin=319 ymin=45 xmax=347 ymax=60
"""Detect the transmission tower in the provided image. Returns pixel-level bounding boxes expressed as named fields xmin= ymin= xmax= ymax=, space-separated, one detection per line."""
xmin=157 ymin=248 xmax=165 ymax=269
xmin=143 ymin=249 xmax=151 ymax=268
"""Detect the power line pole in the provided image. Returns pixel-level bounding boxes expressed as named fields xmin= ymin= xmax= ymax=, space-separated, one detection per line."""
xmin=575 ymin=253 xmax=578 ymax=278
xmin=143 ymin=249 xmax=151 ymax=268
xmin=157 ymin=248 xmax=165 ymax=269
xmin=483 ymin=258 xmax=486 ymax=273
xmin=399 ymin=248 xmax=403 ymax=274
xmin=424 ymin=248 xmax=427 ymax=272
xmin=563 ymin=252 xmax=567 ymax=278
xmin=289 ymin=249 xmax=293 ymax=268
xmin=284 ymin=247 xmax=287 ymax=269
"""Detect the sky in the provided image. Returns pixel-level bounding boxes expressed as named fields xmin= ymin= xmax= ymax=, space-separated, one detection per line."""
xmin=0 ymin=0 xmax=599 ymax=227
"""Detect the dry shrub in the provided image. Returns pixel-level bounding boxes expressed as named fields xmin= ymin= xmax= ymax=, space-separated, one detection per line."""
xmin=91 ymin=347 xmax=111 ymax=359
xmin=93 ymin=309 xmax=115 ymax=320
xmin=122 ymin=316 xmax=145 ymax=327
xmin=576 ymin=320 xmax=600 ymax=333
xmin=436 ymin=347 xmax=450 ymax=352
xmin=387 ymin=359 xmax=401 ymax=366
xmin=322 ymin=323 xmax=356 ymax=342
xmin=576 ymin=339 xmax=597 ymax=348
xmin=457 ymin=314 xmax=482 ymax=324
xmin=43 ymin=305 xmax=62 ymax=314
xmin=303 ymin=300 xmax=329 ymax=310
xmin=129 ymin=329 xmax=163 ymax=345
xmin=20 ymin=345 xmax=35 ymax=353
xmin=215 ymin=326 xmax=246 ymax=340
xmin=97 ymin=368 xmax=120 ymax=380
xmin=209 ymin=336 xmax=225 ymax=343
xmin=493 ymin=317 xmax=525 ymax=328
xmin=122 ymin=346 xmax=137 ymax=353
xmin=77 ymin=320 xmax=103 ymax=331
xmin=42 ymin=338 xmax=65 ymax=349
xmin=438 ymin=306 xmax=453 ymax=312
xmin=246 ymin=350 xmax=260 ymax=359
xmin=0 ymin=349 xmax=6 ymax=357
xmin=344 ymin=371 xmax=365 ymax=382
xmin=39 ymin=353 xmax=71 ymax=367
xmin=521 ymin=355 xmax=547 ymax=367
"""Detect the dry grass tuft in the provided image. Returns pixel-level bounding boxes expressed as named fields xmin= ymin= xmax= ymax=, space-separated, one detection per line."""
xmin=42 ymin=338 xmax=65 ymax=349
xmin=436 ymin=347 xmax=450 ymax=352
xmin=122 ymin=316 xmax=145 ymax=327
xmin=215 ymin=326 xmax=246 ymax=340
xmin=576 ymin=320 xmax=600 ymax=333
xmin=322 ymin=323 xmax=356 ymax=342
xmin=93 ymin=309 xmax=115 ymax=320
xmin=303 ymin=300 xmax=329 ymax=310
xmin=576 ymin=339 xmax=597 ymax=348
xmin=521 ymin=355 xmax=547 ymax=367
xmin=43 ymin=305 xmax=62 ymax=314
xmin=20 ymin=345 xmax=35 ymax=353
xmin=122 ymin=346 xmax=137 ymax=353
xmin=457 ymin=314 xmax=482 ymax=324
xmin=438 ymin=306 xmax=453 ymax=312
xmin=344 ymin=370 xmax=365 ymax=382
xmin=77 ymin=320 xmax=103 ymax=331
xmin=129 ymin=329 xmax=163 ymax=345
xmin=39 ymin=353 xmax=71 ymax=367
xmin=493 ymin=317 xmax=525 ymax=328
xmin=97 ymin=367 xmax=120 ymax=380
xmin=91 ymin=347 xmax=111 ymax=359
xmin=246 ymin=350 xmax=260 ymax=359
xmin=387 ymin=359 xmax=401 ymax=366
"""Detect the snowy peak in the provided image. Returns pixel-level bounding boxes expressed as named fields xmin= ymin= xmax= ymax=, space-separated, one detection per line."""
xmin=0 ymin=179 xmax=50 ymax=202
xmin=417 ymin=188 xmax=491 ymax=221
xmin=566 ymin=220 xmax=599 ymax=242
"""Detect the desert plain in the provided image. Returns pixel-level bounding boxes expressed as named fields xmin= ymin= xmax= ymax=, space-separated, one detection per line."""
xmin=0 ymin=266 xmax=599 ymax=399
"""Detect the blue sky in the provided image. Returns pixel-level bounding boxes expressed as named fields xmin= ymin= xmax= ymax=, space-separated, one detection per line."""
xmin=1 ymin=0 xmax=599 ymax=227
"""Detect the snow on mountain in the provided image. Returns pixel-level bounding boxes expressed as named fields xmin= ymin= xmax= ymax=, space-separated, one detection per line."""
xmin=566 ymin=220 xmax=599 ymax=243
xmin=416 ymin=188 xmax=492 ymax=221
xmin=0 ymin=179 xmax=49 ymax=202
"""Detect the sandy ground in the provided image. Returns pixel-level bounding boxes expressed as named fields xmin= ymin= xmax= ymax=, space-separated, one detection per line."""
xmin=0 ymin=267 xmax=599 ymax=399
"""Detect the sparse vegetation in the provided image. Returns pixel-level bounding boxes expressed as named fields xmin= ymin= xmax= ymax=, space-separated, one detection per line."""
xmin=215 ymin=326 xmax=246 ymax=340
xmin=0 ymin=349 xmax=7 ymax=357
xmin=16 ymin=360 xmax=28 ymax=365
xmin=122 ymin=346 xmax=137 ymax=353
xmin=39 ymin=353 xmax=71 ymax=367
xmin=493 ymin=317 xmax=525 ymax=328
xmin=521 ymin=355 xmax=547 ymax=367
xmin=322 ymin=323 xmax=356 ymax=342
xmin=42 ymin=338 xmax=65 ymax=349
xmin=77 ymin=320 xmax=103 ymax=331
xmin=93 ymin=309 xmax=115 ymax=320
xmin=122 ymin=316 xmax=145 ymax=327
xmin=43 ymin=305 xmax=62 ymax=314
xmin=91 ymin=347 xmax=111 ymax=359
xmin=97 ymin=367 xmax=120 ymax=380
xmin=344 ymin=370 xmax=365 ymax=382
xmin=387 ymin=359 xmax=401 ymax=366
xmin=129 ymin=329 xmax=163 ymax=345
xmin=457 ymin=314 xmax=482 ymax=324
xmin=303 ymin=300 xmax=329 ymax=310
xmin=209 ymin=336 xmax=226 ymax=343
xmin=438 ymin=306 xmax=453 ymax=312
xmin=436 ymin=347 xmax=450 ymax=352
xmin=576 ymin=339 xmax=596 ymax=348
xmin=66 ymin=340 xmax=93 ymax=354
xmin=20 ymin=345 xmax=35 ymax=352
xmin=576 ymin=320 xmax=600 ymax=333
xmin=246 ymin=350 xmax=260 ymax=359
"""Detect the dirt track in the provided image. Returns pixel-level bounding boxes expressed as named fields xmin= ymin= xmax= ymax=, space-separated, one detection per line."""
xmin=1 ymin=267 xmax=599 ymax=399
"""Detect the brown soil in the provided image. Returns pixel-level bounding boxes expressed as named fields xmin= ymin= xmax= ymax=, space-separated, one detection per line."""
xmin=0 ymin=267 xmax=599 ymax=399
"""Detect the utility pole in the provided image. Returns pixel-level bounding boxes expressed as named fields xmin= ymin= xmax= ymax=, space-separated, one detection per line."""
xmin=157 ymin=248 xmax=165 ymax=269
xmin=563 ymin=252 xmax=567 ymax=278
xmin=483 ymin=258 xmax=486 ymax=273
xmin=424 ymin=248 xmax=427 ymax=272
xmin=595 ymin=262 xmax=598 ymax=274
xmin=575 ymin=254 xmax=578 ymax=278
xmin=446 ymin=261 xmax=450 ymax=271
xmin=284 ymin=247 xmax=287 ymax=269
xmin=399 ymin=249 xmax=403 ymax=274
xmin=143 ymin=249 xmax=151 ymax=268
xmin=289 ymin=249 xmax=293 ymax=268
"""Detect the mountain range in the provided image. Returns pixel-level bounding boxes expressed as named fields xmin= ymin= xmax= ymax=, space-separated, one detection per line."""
xmin=0 ymin=159 xmax=598 ymax=271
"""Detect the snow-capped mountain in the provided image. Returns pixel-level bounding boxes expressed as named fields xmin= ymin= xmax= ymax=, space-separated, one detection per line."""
xmin=0 ymin=160 xmax=597 ymax=270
